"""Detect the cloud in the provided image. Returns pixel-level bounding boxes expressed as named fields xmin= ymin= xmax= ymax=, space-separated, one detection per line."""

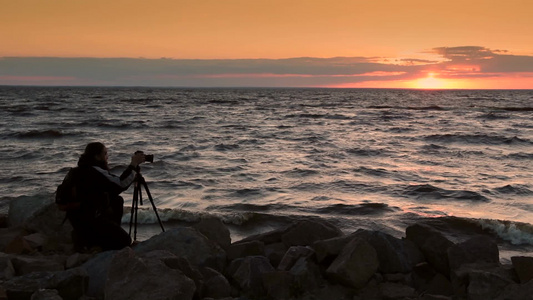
xmin=1 ymin=46 xmax=532 ymax=87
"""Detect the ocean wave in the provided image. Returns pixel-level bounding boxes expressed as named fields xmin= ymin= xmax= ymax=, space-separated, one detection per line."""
xmin=493 ymin=184 xmax=532 ymax=195
xmin=504 ymin=152 xmax=533 ymax=160
xmin=423 ymin=134 xmax=532 ymax=145
xmin=403 ymin=184 xmax=490 ymax=202
xmin=314 ymin=202 xmax=399 ymax=215
xmin=214 ymin=143 xmax=240 ymax=151
xmin=10 ymin=130 xmax=65 ymax=139
xmin=476 ymin=219 xmax=533 ymax=245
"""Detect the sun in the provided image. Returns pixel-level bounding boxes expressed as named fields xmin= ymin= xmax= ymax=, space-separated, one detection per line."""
xmin=413 ymin=73 xmax=450 ymax=89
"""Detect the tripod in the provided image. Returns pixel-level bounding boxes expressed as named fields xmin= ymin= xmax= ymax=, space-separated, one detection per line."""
xmin=129 ymin=167 xmax=165 ymax=241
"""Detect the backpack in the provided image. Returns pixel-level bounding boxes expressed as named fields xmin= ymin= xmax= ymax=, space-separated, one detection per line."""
xmin=55 ymin=167 xmax=82 ymax=211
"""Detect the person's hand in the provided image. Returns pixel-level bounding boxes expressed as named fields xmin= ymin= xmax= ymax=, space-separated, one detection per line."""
xmin=130 ymin=152 xmax=146 ymax=167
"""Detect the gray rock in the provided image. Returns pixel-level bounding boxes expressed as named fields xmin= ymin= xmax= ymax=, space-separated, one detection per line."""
xmin=312 ymin=233 xmax=356 ymax=263
xmin=512 ymin=256 xmax=533 ymax=284
xmin=192 ymin=217 xmax=231 ymax=251
xmin=227 ymin=240 xmax=264 ymax=261
xmin=30 ymin=289 xmax=62 ymax=300
xmin=289 ymin=257 xmax=324 ymax=292
xmin=8 ymin=195 xmax=52 ymax=228
xmin=200 ymin=267 xmax=232 ymax=299
xmin=379 ymin=282 xmax=416 ymax=299
xmin=105 ymin=247 xmax=196 ymax=300
xmin=277 ymin=246 xmax=314 ymax=271
xmin=355 ymin=229 xmax=423 ymax=273
xmin=0 ymin=253 xmax=15 ymax=280
xmin=326 ymin=238 xmax=379 ymax=289
xmin=134 ymin=227 xmax=226 ymax=271
xmin=261 ymin=271 xmax=294 ymax=299
xmin=467 ymin=269 xmax=515 ymax=300
xmin=232 ymin=256 xmax=275 ymax=297
xmin=281 ymin=220 xmax=343 ymax=247
xmin=11 ymin=255 xmax=65 ymax=276
xmin=80 ymin=250 xmax=116 ymax=298
xmin=406 ymin=223 xmax=454 ymax=276
xmin=447 ymin=235 xmax=499 ymax=271
xmin=264 ymin=242 xmax=287 ymax=268
xmin=494 ymin=280 xmax=533 ymax=300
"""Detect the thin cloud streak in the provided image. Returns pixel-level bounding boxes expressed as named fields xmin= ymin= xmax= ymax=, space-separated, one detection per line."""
xmin=0 ymin=46 xmax=532 ymax=88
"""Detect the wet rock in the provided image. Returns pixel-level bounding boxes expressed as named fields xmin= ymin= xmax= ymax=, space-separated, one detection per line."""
xmin=277 ymin=246 xmax=314 ymax=271
xmin=11 ymin=256 xmax=65 ymax=276
xmin=30 ymin=289 xmax=62 ymax=300
xmin=326 ymin=237 xmax=379 ymax=289
xmin=80 ymin=250 xmax=116 ymax=298
xmin=200 ymin=267 xmax=231 ymax=299
xmin=467 ymin=269 xmax=515 ymax=300
xmin=231 ymin=256 xmax=274 ymax=297
xmin=264 ymin=242 xmax=287 ymax=268
xmin=227 ymin=240 xmax=264 ymax=261
xmin=447 ymin=235 xmax=499 ymax=271
xmin=261 ymin=271 xmax=294 ymax=299
xmin=511 ymin=256 xmax=533 ymax=283
xmin=105 ymin=247 xmax=196 ymax=300
xmin=312 ymin=233 xmax=356 ymax=263
xmin=281 ymin=220 xmax=343 ymax=247
xmin=290 ymin=256 xmax=324 ymax=293
xmin=355 ymin=229 xmax=423 ymax=273
xmin=192 ymin=217 xmax=231 ymax=251
xmin=406 ymin=223 xmax=454 ymax=276
xmin=134 ymin=227 xmax=226 ymax=271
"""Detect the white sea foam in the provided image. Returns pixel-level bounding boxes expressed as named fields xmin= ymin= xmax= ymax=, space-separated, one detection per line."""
xmin=476 ymin=219 xmax=533 ymax=245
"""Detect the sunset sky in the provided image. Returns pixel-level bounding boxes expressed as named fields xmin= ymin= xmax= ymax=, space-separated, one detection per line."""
xmin=1 ymin=0 xmax=532 ymax=88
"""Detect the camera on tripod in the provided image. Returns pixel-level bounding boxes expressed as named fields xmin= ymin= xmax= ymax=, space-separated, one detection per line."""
xmin=135 ymin=151 xmax=154 ymax=163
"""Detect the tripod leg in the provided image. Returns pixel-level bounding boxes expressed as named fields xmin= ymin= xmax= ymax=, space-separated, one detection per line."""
xmin=141 ymin=180 xmax=165 ymax=232
xmin=129 ymin=184 xmax=138 ymax=237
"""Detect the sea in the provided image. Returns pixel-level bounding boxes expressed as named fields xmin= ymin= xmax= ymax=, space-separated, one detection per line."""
xmin=1 ymin=86 xmax=532 ymax=261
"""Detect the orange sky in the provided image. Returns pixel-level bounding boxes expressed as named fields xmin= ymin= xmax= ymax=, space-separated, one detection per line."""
xmin=1 ymin=0 xmax=532 ymax=88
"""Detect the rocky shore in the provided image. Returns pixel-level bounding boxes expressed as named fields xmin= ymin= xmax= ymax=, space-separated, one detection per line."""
xmin=1 ymin=196 xmax=532 ymax=300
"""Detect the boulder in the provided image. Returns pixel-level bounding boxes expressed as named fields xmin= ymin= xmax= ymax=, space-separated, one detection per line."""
xmin=354 ymin=229 xmax=423 ymax=273
xmin=11 ymin=255 xmax=65 ymax=276
xmin=467 ymin=269 xmax=515 ymax=300
xmin=80 ymin=250 xmax=116 ymax=298
xmin=200 ymin=267 xmax=231 ymax=299
xmin=30 ymin=289 xmax=62 ymax=300
xmin=494 ymin=280 xmax=533 ymax=300
xmin=277 ymin=246 xmax=314 ymax=271
xmin=289 ymin=256 xmax=324 ymax=292
xmin=281 ymin=220 xmax=343 ymax=247
xmin=312 ymin=233 xmax=356 ymax=263
xmin=192 ymin=217 xmax=231 ymax=251
xmin=447 ymin=235 xmax=499 ymax=271
xmin=8 ymin=196 xmax=51 ymax=228
xmin=0 ymin=253 xmax=15 ymax=280
xmin=3 ymin=267 xmax=88 ymax=300
xmin=264 ymin=242 xmax=287 ymax=268
xmin=227 ymin=240 xmax=264 ymax=261
xmin=0 ymin=227 xmax=28 ymax=253
xmin=406 ymin=223 xmax=454 ymax=276
xmin=105 ymin=247 xmax=196 ymax=300
xmin=511 ymin=256 xmax=533 ymax=283
xmin=134 ymin=227 xmax=226 ymax=271
xmin=232 ymin=256 xmax=275 ymax=297
xmin=326 ymin=238 xmax=379 ymax=289
xmin=261 ymin=271 xmax=294 ymax=299
xmin=379 ymin=282 xmax=416 ymax=299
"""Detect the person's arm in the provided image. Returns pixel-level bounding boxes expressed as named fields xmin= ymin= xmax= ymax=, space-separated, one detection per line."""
xmin=93 ymin=152 xmax=146 ymax=193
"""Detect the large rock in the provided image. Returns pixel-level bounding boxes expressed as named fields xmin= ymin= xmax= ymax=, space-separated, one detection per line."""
xmin=192 ymin=217 xmax=231 ymax=250
xmin=134 ymin=227 xmax=226 ymax=271
xmin=262 ymin=271 xmax=294 ymax=299
xmin=494 ymin=280 xmax=533 ymax=300
xmin=227 ymin=240 xmax=264 ymax=261
xmin=354 ymin=229 xmax=424 ymax=273
xmin=0 ymin=253 xmax=15 ymax=280
xmin=447 ymin=235 xmax=499 ymax=271
xmin=8 ymin=195 xmax=52 ymax=228
xmin=312 ymin=233 xmax=356 ymax=263
xmin=281 ymin=220 xmax=343 ymax=247
xmin=3 ymin=267 xmax=88 ymax=300
xmin=105 ymin=247 xmax=196 ymax=300
xmin=11 ymin=255 xmax=65 ymax=276
xmin=511 ymin=256 xmax=533 ymax=283
xmin=467 ymin=269 xmax=515 ymax=300
xmin=80 ymin=250 xmax=117 ymax=298
xmin=289 ymin=256 xmax=324 ymax=292
xmin=278 ymin=246 xmax=314 ymax=271
xmin=200 ymin=267 xmax=231 ymax=299
xmin=232 ymin=256 xmax=275 ymax=297
xmin=326 ymin=238 xmax=379 ymax=289
xmin=406 ymin=223 xmax=454 ymax=276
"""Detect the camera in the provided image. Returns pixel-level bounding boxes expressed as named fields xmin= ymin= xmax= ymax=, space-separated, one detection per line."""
xmin=135 ymin=151 xmax=154 ymax=163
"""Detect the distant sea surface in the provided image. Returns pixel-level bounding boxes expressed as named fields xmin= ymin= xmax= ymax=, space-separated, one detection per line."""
xmin=1 ymin=87 xmax=532 ymax=259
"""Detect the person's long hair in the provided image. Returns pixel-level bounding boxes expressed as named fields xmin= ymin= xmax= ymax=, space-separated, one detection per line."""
xmin=78 ymin=142 xmax=108 ymax=170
